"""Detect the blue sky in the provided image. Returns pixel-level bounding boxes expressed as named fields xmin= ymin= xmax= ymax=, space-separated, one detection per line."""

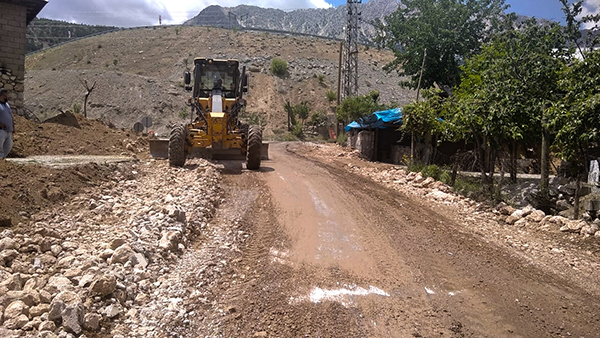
xmin=328 ymin=0 xmax=578 ymax=23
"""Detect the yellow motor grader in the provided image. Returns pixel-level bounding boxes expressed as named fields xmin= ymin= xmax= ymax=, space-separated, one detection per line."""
xmin=166 ymin=58 xmax=262 ymax=169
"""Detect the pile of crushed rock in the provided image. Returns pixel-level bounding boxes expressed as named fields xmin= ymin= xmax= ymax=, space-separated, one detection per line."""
xmin=0 ymin=158 xmax=221 ymax=338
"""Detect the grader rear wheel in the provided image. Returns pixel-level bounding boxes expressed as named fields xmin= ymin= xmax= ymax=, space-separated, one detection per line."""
xmin=246 ymin=125 xmax=262 ymax=170
xmin=169 ymin=125 xmax=187 ymax=167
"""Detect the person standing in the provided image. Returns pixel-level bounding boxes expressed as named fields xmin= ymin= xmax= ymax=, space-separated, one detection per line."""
xmin=0 ymin=88 xmax=14 ymax=159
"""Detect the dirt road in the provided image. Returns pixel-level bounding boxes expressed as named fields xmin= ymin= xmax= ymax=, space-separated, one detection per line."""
xmin=196 ymin=142 xmax=600 ymax=338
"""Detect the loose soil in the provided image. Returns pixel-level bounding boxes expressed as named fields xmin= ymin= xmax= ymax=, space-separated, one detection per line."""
xmin=1 ymin=112 xmax=146 ymax=227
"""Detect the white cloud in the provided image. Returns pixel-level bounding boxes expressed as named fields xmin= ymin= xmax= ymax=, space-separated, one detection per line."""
xmin=38 ymin=0 xmax=334 ymax=27
xmin=581 ymin=0 xmax=600 ymax=29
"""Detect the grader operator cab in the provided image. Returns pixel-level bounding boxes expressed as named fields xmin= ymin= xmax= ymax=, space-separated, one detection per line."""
xmin=167 ymin=58 xmax=263 ymax=169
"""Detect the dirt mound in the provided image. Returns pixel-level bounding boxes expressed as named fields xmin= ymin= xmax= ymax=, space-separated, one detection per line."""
xmin=42 ymin=110 xmax=81 ymax=128
xmin=0 ymin=113 xmax=148 ymax=227
xmin=11 ymin=113 xmax=147 ymax=157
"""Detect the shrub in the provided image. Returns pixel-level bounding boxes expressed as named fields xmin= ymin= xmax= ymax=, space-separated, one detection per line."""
xmin=270 ymin=58 xmax=288 ymax=77
xmin=317 ymin=74 xmax=326 ymax=84
xmin=336 ymin=133 xmax=348 ymax=146
xmin=291 ymin=123 xmax=303 ymax=138
xmin=72 ymin=103 xmax=81 ymax=114
xmin=179 ymin=108 xmax=189 ymax=119
xmin=326 ymin=90 xmax=337 ymax=103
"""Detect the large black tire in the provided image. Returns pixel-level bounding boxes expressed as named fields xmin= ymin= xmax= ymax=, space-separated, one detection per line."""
xmin=169 ymin=125 xmax=187 ymax=167
xmin=246 ymin=125 xmax=262 ymax=170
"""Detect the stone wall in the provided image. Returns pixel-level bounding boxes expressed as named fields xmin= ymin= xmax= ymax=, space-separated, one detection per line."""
xmin=0 ymin=3 xmax=27 ymax=116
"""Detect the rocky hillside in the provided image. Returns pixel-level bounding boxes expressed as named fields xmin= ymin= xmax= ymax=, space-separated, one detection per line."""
xmin=185 ymin=0 xmax=401 ymax=43
xmin=26 ymin=19 xmax=117 ymax=54
xmin=24 ymin=26 xmax=414 ymax=138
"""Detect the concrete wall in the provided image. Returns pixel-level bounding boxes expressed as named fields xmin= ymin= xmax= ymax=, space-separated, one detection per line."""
xmin=0 ymin=3 xmax=27 ymax=116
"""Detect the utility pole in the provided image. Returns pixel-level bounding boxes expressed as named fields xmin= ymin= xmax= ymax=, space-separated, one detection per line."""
xmin=340 ymin=0 xmax=361 ymax=102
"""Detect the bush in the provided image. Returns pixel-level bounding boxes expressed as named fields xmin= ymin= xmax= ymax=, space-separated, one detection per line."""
xmin=326 ymin=90 xmax=337 ymax=103
xmin=179 ymin=108 xmax=189 ymax=119
xmin=336 ymin=133 xmax=348 ymax=146
xmin=270 ymin=58 xmax=288 ymax=77
xmin=291 ymin=123 xmax=303 ymax=138
xmin=317 ymin=74 xmax=326 ymax=84
xmin=72 ymin=103 xmax=81 ymax=114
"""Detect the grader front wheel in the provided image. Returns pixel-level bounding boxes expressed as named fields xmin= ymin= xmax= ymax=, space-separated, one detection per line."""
xmin=246 ymin=125 xmax=262 ymax=170
xmin=169 ymin=125 xmax=187 ymax=167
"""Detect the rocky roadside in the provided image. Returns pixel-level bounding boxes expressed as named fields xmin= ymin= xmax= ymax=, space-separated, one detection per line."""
xmin=300 ymin=143 xmax=600 ymax=295
xmin=0 ymin=158 xmax=222 ymax=338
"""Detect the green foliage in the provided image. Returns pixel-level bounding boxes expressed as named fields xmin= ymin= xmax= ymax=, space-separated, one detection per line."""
xmin=336 ymin=91 xmax=381 ymax=123
xmin=326 ymin=90 xmax=337 ymax=103
xmin=375 ymin=0 xmax=510 ymax=89
xmin=246 ymin=112 xmax=267 ymax=127
xmin=309 ymin=110 xmax=328 ymax=128
xmin=336 ymin=133 xmax=348 ymax=146
xmin=548 ymin=49 xmax=600 ymax=173
xmin=452 ymin=20 xmax=567 ymax=147
xmin=292 ymin=101 xmax=310 ymax=125
xmin=175 ymin=27 xmax=180 ymax=35
xmin=270 ymin=58 xmax=288 ymax=77
xmin=291 ymin=123 xmax=303 ymax=138
xmin=401 ymin=88 xmax=446 ymax=139
xmin=72 ymin=102 xmax=81 ymax=115
xmin=113 ymin=59 xmax=118 ymax=66
xmin=317 ymin=74 xmax=326 ymax=84
xmin=26 ymin=18 xmax=116 ymax=53
xmin=179 ymin=108 xmax=189 ymax=119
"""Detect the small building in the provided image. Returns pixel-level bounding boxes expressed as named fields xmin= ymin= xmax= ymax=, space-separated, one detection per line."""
xmin=0 ymin=0 xmax=47 ymax=116
xmin=346 ymin=108 xmax=411 ymax=163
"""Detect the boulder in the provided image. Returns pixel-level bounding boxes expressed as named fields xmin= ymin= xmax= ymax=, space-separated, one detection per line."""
xmin=39 ymin=320 xmax=56 ymax=332
xmin=130 ymin=252 xmax=148 ymax=269
xmin=48 ymin=291 xmax=81 ymax=322
xmin=5 ymin=290 xmax=39 ymax=307
xmin=104 ymin=304 xmax=121 ymax=318
xmin=0 ymin=274 xmax=21 ymax=291
xmin=83 ymin=313 xmax=101 ymax=331
xmin=109 ymin=238 xmax=128 ymax=250
xmin=526 ymin=210 xmax=546 ymax=223
xmin=0 ymin=238 xmax=16 ymax=251
xmin=2 ymin=314 xmax=28 ymax=329
xmin=45 ymin=276 xmax=73 ymax=294
xmin=29 ymin=303 xmax=50 ymax=317
xmin=109 ymin=244 xmax=134 ymax=265
xmin=3 ymin=300 xmax=28 ymax=319
xmin=88 ymin=274 xmax=117 ymax=297
xmin=62 ymin=303 xmax=84 ymax=334
xmin=159 ymin=231 xmax=181 ymax=251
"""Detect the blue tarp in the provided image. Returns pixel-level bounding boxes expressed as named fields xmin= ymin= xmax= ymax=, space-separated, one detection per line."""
xmin=345 ymin=108 xmax=403 ymax=132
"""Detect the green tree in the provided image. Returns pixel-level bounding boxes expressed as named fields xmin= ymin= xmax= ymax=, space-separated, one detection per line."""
xmin=293 ymin=101 xmax=310 ymax=126
xmin=449 ymin=19 xmax=567 ymax=188
xmin=549 ymin=49 xmax=600 ymax=175
xmin=375 ymin=0 xmax=510 ymax=89
xmin=336 ymin=91 xmax=381 ymax=123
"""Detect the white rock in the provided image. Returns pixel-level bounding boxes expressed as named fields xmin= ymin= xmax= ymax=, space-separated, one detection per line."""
xmin=526 ymin=210 xmax=546 ymax=223
xmin=4 ymin=300 xmax=28 ymax=319
xmin=0 ymin=238 xmax=16 ymax=251
xmin=88 ymin=274 xmax=117 ymax=297
xmin=104 ymin=304 xmax=121 ymax=318
xmin=83 ymin=313 xmax=101 ymax=331
xmin=39 ymin=320 xmax=56 ymax=332
xmin=109 ymin=244 xmax=134 ymax=265
xmin=45 ymin=276 xmax=73 ymax=294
